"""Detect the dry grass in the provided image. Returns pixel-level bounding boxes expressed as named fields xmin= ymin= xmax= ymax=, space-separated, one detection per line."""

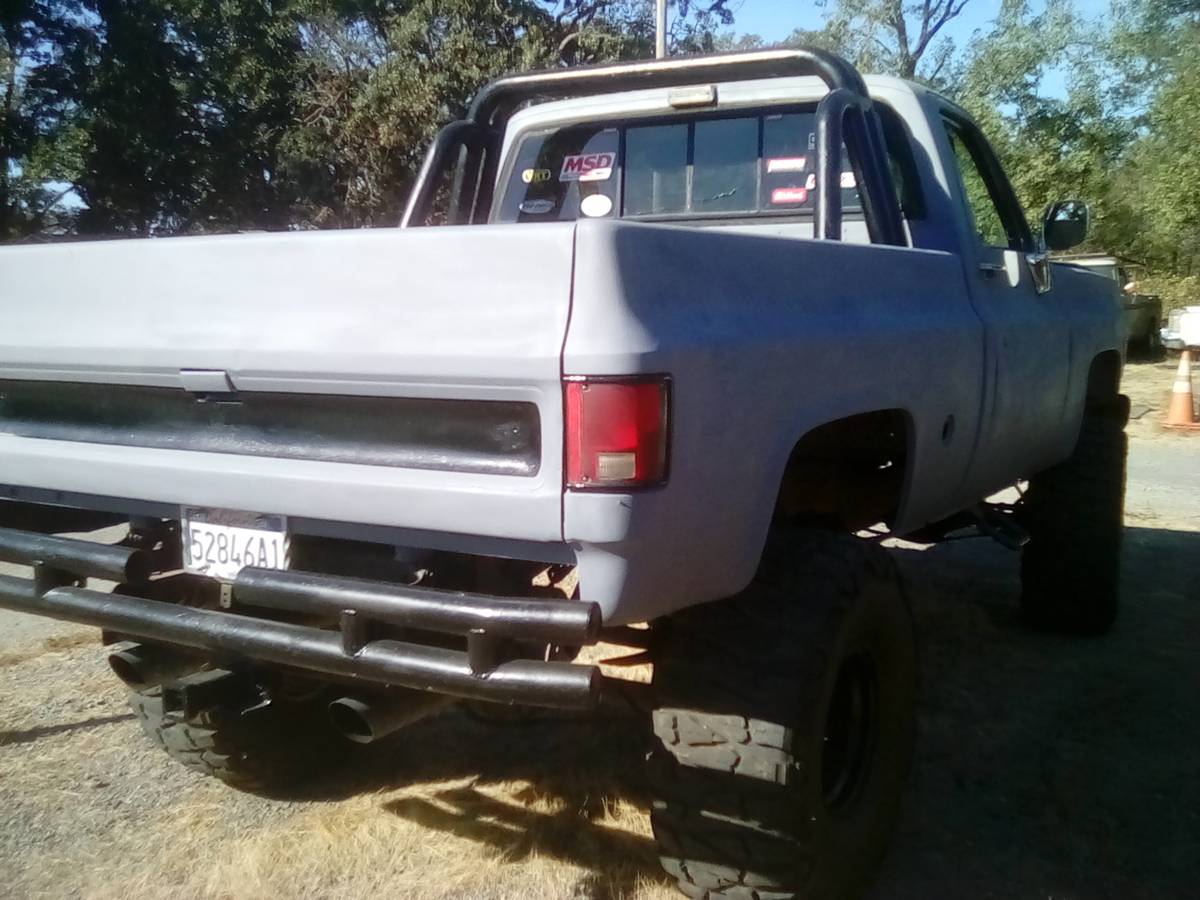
xmin=0 ymin=632 xmax=98 ymax=670
xmin=0 ymin=632 xmax=675 ymax=900
xmin=76 ymin=780 xmax=673 ymax=900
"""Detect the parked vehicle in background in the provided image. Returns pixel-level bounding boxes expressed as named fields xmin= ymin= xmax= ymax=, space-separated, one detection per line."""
xmin=1162 ymin=306 xmax=1200 ymax=351
xmin=1059 ymin=253 xmax=1163 ymax=356
xmin=0 ymin=49 xmax=1127 ymax=900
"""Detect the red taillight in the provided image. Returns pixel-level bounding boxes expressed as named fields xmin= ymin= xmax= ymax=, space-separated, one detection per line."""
xmin=565 ymin=376 xmax=670 ymax=490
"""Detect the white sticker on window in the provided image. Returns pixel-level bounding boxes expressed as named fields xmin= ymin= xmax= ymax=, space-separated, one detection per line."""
xmin=561 ymin=152 xmax=616 ymax=182
xmin=840 ymin=171 xmax=857 ymax=188
xmin=580 ymin=193 xmax=613 ymax=217
xmin=767 ymin=156 xmax=807 ymax=173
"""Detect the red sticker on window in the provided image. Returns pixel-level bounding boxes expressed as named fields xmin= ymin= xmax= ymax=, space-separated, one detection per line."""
xmin=771 ymin=187 xmax=808 ymax=205
xmin=561 ymin=152 xmax=616 ymax=182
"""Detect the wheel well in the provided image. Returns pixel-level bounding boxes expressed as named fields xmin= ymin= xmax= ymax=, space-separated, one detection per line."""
xmin=1085 ymin=350 xmax=1122 ymax=407
xmin=773 ymin=410 xmax=910 ymax=531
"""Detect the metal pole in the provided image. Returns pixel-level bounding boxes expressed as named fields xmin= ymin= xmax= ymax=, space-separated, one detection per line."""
xmin=656 ymin=0 xmax=667 ymax=58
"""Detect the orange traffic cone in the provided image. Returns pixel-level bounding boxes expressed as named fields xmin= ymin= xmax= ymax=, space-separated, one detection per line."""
xmin=1164 ymin=350 xmax=1200 ymax=429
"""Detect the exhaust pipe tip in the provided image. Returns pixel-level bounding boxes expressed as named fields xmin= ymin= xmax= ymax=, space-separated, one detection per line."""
xmin=328 ymin=697 xmax=378 ymax=744
xmin=107 ymin=643 xmax=198 ymax=690
xmin=328 ymin=691 xmax=453 ymax=744
xmin=107 ymin=648 xmax=147 ymax=688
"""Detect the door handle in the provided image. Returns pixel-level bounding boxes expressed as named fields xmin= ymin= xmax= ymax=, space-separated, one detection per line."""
xmin=979 ymin=262 xmax=1006 ymax=275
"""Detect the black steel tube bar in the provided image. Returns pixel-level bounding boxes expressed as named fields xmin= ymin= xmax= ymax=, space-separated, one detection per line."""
xmin=467 ymin=48 xmax=869 ymax=126
xmin=404 ymin=47 xmax=906 ymax=244
xmin=814 ymin=88 xmax=906 ymax=246
xmin=815 ymin=94 xmax=845 ymax=243
xmin=0 ymin=527 xmax=150 ymax=583
xmin=234 ymin=567 xmax=601 ymax=645
xmin=0 ymin=576 xmax=598 ymax=708
xmin=400 ymin=120 xmax=483 ymax=228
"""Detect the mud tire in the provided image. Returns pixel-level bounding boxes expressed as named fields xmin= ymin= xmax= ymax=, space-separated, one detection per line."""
xmin=1020 ymin=396 xmax=1128 ymax=635
xmin=129 ymin=679 xmax=347 ymax=792
xmin=649 ymin=528 xmax=917 ymax=900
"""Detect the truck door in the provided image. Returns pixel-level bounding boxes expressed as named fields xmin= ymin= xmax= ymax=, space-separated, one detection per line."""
xmin=939 ymin=110 xmax=1072 ymax=494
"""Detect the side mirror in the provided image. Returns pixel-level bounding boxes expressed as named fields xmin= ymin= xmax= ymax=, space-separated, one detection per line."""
xmin=1042 ymin=200 xmax=1089 ymax=252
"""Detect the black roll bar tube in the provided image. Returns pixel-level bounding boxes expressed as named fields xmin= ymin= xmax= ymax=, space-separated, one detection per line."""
xmin=400 ymin=47 xmax=906 ymax=246
xmin=400 ymin=120 xmax=485 ymax=228
xmin=814 ymin=88 xmax=907 ymax=245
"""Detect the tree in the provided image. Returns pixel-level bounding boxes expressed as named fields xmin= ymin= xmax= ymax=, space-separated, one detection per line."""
xmin=5 ymin=0 xmax=732 ymax=235
xmin=783 ymin=0 xmax=976 ymax=82
xmin=1 ymin=1 xmax=82 ymax=238
xmin=278 ymin=0 xmax=732 ymax=228
xmin=953 ymin=0 xmax=1132 ymax=228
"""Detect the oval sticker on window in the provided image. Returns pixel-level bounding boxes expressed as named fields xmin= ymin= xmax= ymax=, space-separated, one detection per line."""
xmin=521 ymin=168 xmax=552 ymax=184
xmin=580 ymin=194 xmax=613 ymax=218
xmin=519 ymin=198 xmax=556 ymax=215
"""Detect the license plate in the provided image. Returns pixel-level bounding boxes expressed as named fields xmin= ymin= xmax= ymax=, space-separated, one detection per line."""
xmin=182 ymin=507 xmax=289 ymax=581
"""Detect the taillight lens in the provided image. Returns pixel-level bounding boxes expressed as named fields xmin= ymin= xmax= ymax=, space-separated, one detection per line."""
xmin=565 ymin=376 xmax=670 ymax=489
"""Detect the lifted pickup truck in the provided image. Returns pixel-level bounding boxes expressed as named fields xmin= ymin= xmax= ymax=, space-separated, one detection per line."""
xmin=0 ymin=49 xmax=1126 ymax=899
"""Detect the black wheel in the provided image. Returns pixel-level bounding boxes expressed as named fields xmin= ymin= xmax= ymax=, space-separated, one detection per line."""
xmin=649 ymin=528 xmax=917 ymax=900
xmin=1020 ymin=396 xmax=1128 ymax=634
xmin=129 ymin=673 xmax=349 ymax=792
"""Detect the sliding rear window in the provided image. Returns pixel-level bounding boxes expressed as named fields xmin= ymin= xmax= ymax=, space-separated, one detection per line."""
xmin=496 ymin=106 xmax=916 ymax=223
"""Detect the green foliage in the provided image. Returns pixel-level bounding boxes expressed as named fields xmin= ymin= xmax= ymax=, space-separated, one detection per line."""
xmin=782 ymin=0 xmax=973 ymax=82
xmin=1140 ymin=274 xmax=1199 ymax=314
xmin=0 ymin=0 xmax=731 ymax=235
xmin=777 ymin=0 xmax=1199 ymax=284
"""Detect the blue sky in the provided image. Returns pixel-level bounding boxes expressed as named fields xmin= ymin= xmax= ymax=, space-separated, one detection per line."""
xmin=725 ymin=0 xmax=1112 ymax=51
xmin=722 ymin=0 xmax=1115 ymax=97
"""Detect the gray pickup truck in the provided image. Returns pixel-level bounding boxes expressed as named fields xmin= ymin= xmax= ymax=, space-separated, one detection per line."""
xmin=0 ymin=49 xmax=1127 ymax=899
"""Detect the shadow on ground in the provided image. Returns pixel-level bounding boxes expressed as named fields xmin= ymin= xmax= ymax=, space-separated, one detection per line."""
xmin=0 ymin=712 xmax=135 ymax=747
xmin=267 ymin=525 xmax=1200 ymax=898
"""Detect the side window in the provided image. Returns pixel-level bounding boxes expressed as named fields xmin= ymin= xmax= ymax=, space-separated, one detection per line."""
xmin=943 ymin=123 xmax=1012 ymax=249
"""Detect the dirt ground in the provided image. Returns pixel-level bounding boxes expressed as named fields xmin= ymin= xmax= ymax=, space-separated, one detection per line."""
xmin=0 ymin=360 xmax=1197 ymax=899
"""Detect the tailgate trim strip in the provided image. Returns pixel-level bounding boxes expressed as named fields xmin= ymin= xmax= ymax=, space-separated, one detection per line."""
xmin=0 ymin=379 xmax=541 ymax=476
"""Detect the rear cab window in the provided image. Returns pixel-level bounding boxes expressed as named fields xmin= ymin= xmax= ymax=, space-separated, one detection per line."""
xmin=496 ymin=106 xmax=915 ymax=225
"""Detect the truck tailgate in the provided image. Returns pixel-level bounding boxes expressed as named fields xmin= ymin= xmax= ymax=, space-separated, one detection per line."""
xmin=0 ymin=224 xmax=575 ymax=542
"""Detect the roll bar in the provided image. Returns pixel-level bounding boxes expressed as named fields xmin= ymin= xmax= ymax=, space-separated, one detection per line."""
xmin=401 ymin=48 xmax=906 ymax=246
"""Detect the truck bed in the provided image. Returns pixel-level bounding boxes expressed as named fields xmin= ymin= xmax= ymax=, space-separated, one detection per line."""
xmin=1 ymin=225 xmax=575 ymax=546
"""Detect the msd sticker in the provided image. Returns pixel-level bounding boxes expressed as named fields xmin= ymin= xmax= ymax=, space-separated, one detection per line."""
xmin=561 ymin=152 xmax=615 ymax=182
xmin=771 ymin=187 xmax=808 ymax=205
xmin=767 ymin=156 xmax=807 ymax=173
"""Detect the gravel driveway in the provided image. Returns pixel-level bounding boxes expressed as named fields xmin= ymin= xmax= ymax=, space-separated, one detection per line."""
xmin=1 ymin=360 xmax=1197 ymax=899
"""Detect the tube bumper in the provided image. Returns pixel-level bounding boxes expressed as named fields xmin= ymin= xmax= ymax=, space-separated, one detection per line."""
xmin=0 ymin=526 xmax=602 ymax=710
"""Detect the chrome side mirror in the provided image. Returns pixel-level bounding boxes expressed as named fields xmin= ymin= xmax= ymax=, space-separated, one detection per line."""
xmin=1042 ymin=200 xmax=1090 ymax=252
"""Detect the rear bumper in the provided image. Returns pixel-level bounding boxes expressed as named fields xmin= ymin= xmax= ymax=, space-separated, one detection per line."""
xmin=0 ymin=526 xmax=602 ymax=709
